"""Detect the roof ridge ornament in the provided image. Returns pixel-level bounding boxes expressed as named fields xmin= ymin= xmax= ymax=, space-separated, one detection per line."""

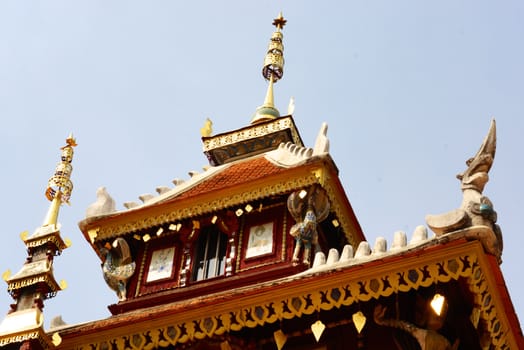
xmin=251 ymin=12 xmax=286 ymax=124
xmin=426 ymin=119 xmax=503 ymax=261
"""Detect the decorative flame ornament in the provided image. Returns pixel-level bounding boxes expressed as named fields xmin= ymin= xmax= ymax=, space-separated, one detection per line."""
xmin=2 ymin=270 xmax=10 ymax=282
xmin=273 ymin=329 xmax=287 ymax=350
xmin=59 ymin=280 xmax=68 ymax=290
xmin=352 ymin=311 xmax=367 ymax=334
xmin=52 ymin=332 xmax=62 ymax=346
xmin=19 ymin=230 xmax=28 ymax=241
xmin=200 ymin=118 xmax=213 ymax=137
xmin=311 ymin=319 xmax=326 ymax=342
xmin=430 ymin=293 xmax=446 ymax=316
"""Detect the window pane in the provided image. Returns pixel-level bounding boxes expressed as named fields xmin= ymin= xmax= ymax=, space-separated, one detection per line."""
xmin=192 ymin=227 xmax=228 ymax=281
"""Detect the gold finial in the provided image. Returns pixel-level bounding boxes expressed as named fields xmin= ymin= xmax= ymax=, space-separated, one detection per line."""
xmin=43 ymin=135 xmax=77 ymax=226
xmin=251 ymin=13 xmax=287 ymax=124
xmin=2 ymin=269 xmax=11 ymax=282
xmin=19 ymin=230 xmax=29 ymax=241
xmin=200 ymin=118 xmax=213 ymax=137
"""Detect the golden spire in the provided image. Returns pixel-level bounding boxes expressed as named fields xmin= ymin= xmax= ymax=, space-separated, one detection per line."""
xmin=251 ymin=12 xmax=287 ymax=124
xmin=0 ymin=135 xmax=77 ymax=349
xmin=43 ymin=134 xmax=77 ymax=227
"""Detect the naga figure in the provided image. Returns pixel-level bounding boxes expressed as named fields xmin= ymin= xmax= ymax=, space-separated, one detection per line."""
xmin=100 ymin=238 xmax=136 ymax=301
xmin=426 ymin=120 xmax=503 ymax=259
xmin=287 ymin=184 xmax=330 ymax=265
xmin=374 ymin=304 xmax=459 ymax=350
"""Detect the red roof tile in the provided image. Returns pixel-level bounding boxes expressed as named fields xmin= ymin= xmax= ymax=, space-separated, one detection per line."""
xmin=176 ymin=156 xmax=287 ymax=200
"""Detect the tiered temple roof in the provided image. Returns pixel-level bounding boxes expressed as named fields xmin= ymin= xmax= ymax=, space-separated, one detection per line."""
xmin=1 ymin=12 xmax=522 ymax=350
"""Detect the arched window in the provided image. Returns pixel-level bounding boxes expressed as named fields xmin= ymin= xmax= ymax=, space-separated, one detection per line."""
xmin=192 ymin=226 xmax=228 ymax=281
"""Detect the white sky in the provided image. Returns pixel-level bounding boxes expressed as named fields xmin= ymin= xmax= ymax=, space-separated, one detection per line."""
xmin=1 ymin=1 xmax=523 ymax=329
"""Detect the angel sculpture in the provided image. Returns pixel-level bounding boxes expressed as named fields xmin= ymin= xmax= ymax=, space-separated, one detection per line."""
xmin=287 ymin=184 xmax=330 ymax=265
xmin=100 ymin=238 xmax=136 ymax=301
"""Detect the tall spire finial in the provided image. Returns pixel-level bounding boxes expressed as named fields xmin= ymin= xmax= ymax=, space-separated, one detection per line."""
xmin=43 ymin=134 xmax=77 ymax=226
xmin=0 ymin=135 xmax=77 ymax=349
xmin=251 ymin=12 xmax=287 ymax=124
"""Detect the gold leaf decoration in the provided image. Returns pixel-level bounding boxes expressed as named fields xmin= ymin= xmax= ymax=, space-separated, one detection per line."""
xmin=311 ymin=319 xmax=325 ymax=342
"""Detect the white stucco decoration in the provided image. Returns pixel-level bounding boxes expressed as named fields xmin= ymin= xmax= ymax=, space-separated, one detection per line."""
xmin=326 ymin=248 xmax=340 ymax=265
xmin=85 ymin=187 xmax=116 ymax=218
xmin=410 ymin=225 xmax=428 ymax=245
xmin=138 ymin=194 xmax=155 ymax=203
xmin=156 ymin=186 xmax=171 ymax=195
xmin=123 ymin=202 xmax=139 ymax=210
xmin=312 ymin=252 xmax=326 ymax=268
xmin=391 ymin=231 xmax=407 ymax=251
xmin=313 ymin=122 xmax=330 ymax=155
xmin=265 ymin=142 xmax=313 ymax=167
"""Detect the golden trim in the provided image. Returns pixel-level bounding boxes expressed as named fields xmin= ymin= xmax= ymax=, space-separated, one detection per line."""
xmin=85 ymin=164 xmax=360 ymax=249
xmin=134 ymin=242 xmax=149 ymax=297
xmin=202 ymin=117 xmax=300 ymax=152
xmin=0 ymin=328 xmax=53 ymax=349
xmin=319 ymin=168 xmax=361 ymax=248
xmin=61 ymin=242 xmax=516 ymax=350
xmin=24 ymin=234 xmax=67 ymax=251
xmin=7 ymin=273 xmax=60 ymax=293
xmin=282 ymin=205 xmax=287 ymax=260
xmin=89 ymin=174 xmax=319 ymax=242
xmin=235 ymin=217 xmax=244 ymax=273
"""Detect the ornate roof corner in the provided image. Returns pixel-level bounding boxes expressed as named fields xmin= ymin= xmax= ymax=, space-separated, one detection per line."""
xmin=85 ymin=187 xmax=116 ymax=218
xmin=265 ymin=142 xmax=313 ymax=167
xmin=426 ymin=120 xmax=503 ymax=261
xmin=265 ymin=122 xmax=331 ymax=166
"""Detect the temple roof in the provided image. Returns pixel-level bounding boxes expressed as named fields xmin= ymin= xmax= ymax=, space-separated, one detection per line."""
xmin=80 ymin=121 xmax=365 ymax=251
xmin=56 ymin=224 xmax=524 ymax=349
xmin=176 ymin=157 xmax=286 ymax=201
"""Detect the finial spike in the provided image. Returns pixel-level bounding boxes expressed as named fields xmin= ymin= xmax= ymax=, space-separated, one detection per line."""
xmin=263 ymin=75 xmax=276 ymax=108
xmin=200 ymin=118 xmax=213 ymax=137
xmin=272 ymin=12 xmax=287 ymax=31
xmin=251 ymin=14 xmax=287 ymax=124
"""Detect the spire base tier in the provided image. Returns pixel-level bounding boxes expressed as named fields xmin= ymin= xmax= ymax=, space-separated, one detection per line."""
xmin=203 ymin=115 xmax=303 ymax=166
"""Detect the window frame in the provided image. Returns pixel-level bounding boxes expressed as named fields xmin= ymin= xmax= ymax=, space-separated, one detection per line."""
xmin=191 ymin=226 xmax=229 ymax=282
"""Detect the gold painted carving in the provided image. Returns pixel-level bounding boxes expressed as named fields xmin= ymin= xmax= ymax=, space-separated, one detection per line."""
xmin=0 ymin=329 xmax=53 ymax=349
xmin=7 ymin=274 xmax=60 ymax=294
xmin=91 ymin=175 xmax=319 ymax=242
xmin=88 ymin=169 xmax=358 ymax=250
xmin=202 ymin=117 xmax=301 ymax=152
xmin=64 ymin=250 xmax=513 ymax=350
xmin=24 ymin=235 xmax=66 ymax=251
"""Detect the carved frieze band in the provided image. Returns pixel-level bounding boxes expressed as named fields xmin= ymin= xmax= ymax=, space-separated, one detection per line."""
xmin=91 ymin=174 xmax=319 ymax=241
xmin=0 ymin=330 xmax=52 ymax=349
xmin=66 ymin=252 xmax=512 ymax=350
xmin=7 ymin=274 xmax=59 ymax=294
xmin=90 ymin=169 xmax=358 ymax=250
xmin=24 ymin=235 xmax=66 ymax=250
xmin=202 ymin=117 xmax=301 ymax=151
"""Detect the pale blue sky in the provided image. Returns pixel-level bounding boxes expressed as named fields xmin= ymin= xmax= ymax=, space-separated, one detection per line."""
xmin=1 ymin=1 xmax=523 ymax=328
